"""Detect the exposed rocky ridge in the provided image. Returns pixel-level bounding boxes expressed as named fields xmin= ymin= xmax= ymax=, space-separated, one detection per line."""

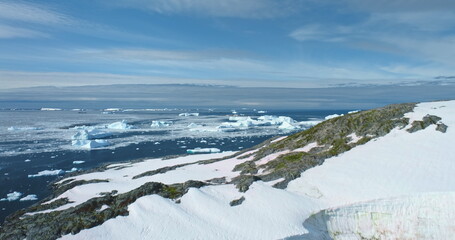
xmin=0 ymin=180 xmax=207 ymax=240
xmin=1 ymin=102 xmax=450 ymax=240
xmin=231 ymin=103 xmax=417 ymax=191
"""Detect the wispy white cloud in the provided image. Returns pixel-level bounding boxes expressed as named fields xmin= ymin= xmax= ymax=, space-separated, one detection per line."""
xmin=0 ymin=24 xmax=48 ymax=39
xmin=289 ymin=1 xmax=455 ymax=78
xmin=0 ymin=1 xmax=73 ymax=25
xmin=110 ymin=0 xmax=303 ymax=18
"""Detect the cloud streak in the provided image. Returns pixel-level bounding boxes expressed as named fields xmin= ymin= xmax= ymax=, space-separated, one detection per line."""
xmin=110 ymin=0 xmax=303 ymax=18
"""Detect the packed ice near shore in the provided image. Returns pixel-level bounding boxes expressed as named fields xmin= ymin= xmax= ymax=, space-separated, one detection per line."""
xmin=1 ymin=100 xmax=454 ymax=239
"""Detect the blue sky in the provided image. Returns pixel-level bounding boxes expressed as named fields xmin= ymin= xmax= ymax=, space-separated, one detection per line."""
xmin=1 ymin=0 xmax=455 ymax=89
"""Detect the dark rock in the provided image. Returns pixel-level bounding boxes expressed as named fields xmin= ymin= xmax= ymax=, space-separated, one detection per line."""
xmin=436 ymin=123 xmax=448 ymax=133
xmin=229 ymin=196 xmax=245 ymax=206
xmin=407 ymin=114 xmax=442 ymax=133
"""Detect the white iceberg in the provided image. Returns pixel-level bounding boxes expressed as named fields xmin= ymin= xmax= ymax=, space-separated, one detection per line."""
xmin=71 ymin=139 xmax=111 ymax=149
xmin=258 ymin=115 xmax=296 ymax=125
xmin=40 ymin=108 xmax=62 ymax=111
xmin=20 ymin=194 xmax=38 ymax=201
xmin=73 ymin=161 xmax=85 ymax=165
xmin=71 ymin=129 xmax=113 ymax=140
xmin=187 ymin=123 xmax=204 ymax=128
xmin=298 ymin=120 xmax=322 ymax=128
xmin=325 ymin=114 xmax=343 ymax=120
xmin=106 ymin=120 xmax=133 ymax=130
xmin=28 ymin=169 xmax=64 ymax=178
xmin=186 ymin=148 xmax=221 ymax=154
xmin=0 ymin=191 xmax=22 ymax=201
xmin=348 ymin=110 xmax=360 ymax=114
xmin=257 ymin=110 xmax=267 ymax=113
xmin=151 ymin=121 xmax=173 ymax=128
xmin=278 ymin=121 xmax=300 ymax=130
xmin=7 ymin=126 xmax=43 ymax=131
xmin=104 ymin=108 xmax=122 ymax=112
xmin=66 ymin=168 xmax=78 ymax=173
xmin=179 ymin=113 xmax=199 ymax=117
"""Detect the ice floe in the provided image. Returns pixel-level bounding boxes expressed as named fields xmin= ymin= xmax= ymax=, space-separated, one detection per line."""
xmin=186 ymin=148 xmax=221 ymax=154
xmin=28 ymin=169 xmax=64 ymax=178
xmin=73 ymin=161 xmax=85 ymax=165
xmin=324 ymin=114 xmax=343 ymax=120
xmin=106 ymin=120 xmax=133 ymax=130
xmin=71 ymin=139 xmax=111 ymax=149
xmin=71 ymin=129 xmax=113 ymax=140
xmin=7 ymin=126 xmax=43 ymax=131
xmin=150 ymin=121 xmax=172 ymax=128
xmin=179 ymin=113 xmax=199 ymax=117
xmin=0 ymin=192 xmax=22 ymax=201
xmin=20 ymin=194 xmax=38 ymax=201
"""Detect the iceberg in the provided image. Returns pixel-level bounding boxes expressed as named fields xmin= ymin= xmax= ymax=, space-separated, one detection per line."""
xmin=325 ymin=114 xmax=343 ymax=120
xmin=71 ymin=139 xmax=111 ymax=149
xmin=0 ymin=192 xmax=22 ymax=201
xmin=151 ymin=121 xmax=172 ymax=128
xmin=7 ymin=126 xmax=43 ymax=131
xmin=28 ymin=169 xmax=64 ymax=178
xmin=298 ymin=120 xmax=322 ymax=128
xmin=186 ymin=148 xmax=221 ymax=154
xmin=179 ymin=113 xmax=199 ymax=117
xmin=71 ymin=129 xmax=113 ymax=140
xmin=278 ymin=121 xmax=300 ymax=130
xmin=66 ymin=168 xmax=78 ymax=173
xmin=40 ymin=108 xmax=62 ymax=111
xmin=73 ymin=161 xmax=85 ymax=165
xmin=106 ymin=120 xmax=133 ymax=130
xmin=19 ymin=194 xmax=38 ymax=201
xmin=187 ymin=123 xmax=204 ymax=128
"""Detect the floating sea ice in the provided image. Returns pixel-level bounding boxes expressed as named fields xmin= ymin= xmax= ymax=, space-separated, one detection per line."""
xmin=278 ymin=121 xmax=300 ymax=130
xmin=325 ymin=114 xmax=344 ymax=120
xmin=73 ymin=161 xmax=85 ymax=164
xmin=40 ymin=108 xmax=61 ymax=111
xmin=179 ymin=113 xmax=199 ymax=117
xmin=187 ymin=123 xmax=204 ymax=128
xmin=186 ymin=148 xmax=221 ymax=154
xmin=298 ymin=120 xmax=322 ymax=128
xmin=19 ymin=194 xmax=38 ymax=201
xmin=151 ymin=121 xmax=173 ymax=128
xmin=24 ymin=159 xmax=31 ymax=162
xmin=7 ymin=126 xmax=43 ymax=131
xmin=66 ymin=168 xmax=78 ymax=173
xmin=257 ymin=110 xmax=267 ymax=113
xmin=72 ymin=128 xmax=113 ymax=140
xmin=71 ymin=139 xmax=111 ymax=149
xmin=28 ymin=169 xmax=64 ymax=178
xmin=0 ymin=192 xmax=22 ymax=201
xmin=106 ymin=120 xmax=133 ymax=130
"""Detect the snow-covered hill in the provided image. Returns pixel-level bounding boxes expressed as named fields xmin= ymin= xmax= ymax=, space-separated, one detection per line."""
xmin=1 ymin=101 xmax=454 ymax=239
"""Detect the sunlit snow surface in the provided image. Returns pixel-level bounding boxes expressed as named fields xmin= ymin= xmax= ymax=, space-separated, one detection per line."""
xmin=44 ymin=101 xmax=455 ymax=239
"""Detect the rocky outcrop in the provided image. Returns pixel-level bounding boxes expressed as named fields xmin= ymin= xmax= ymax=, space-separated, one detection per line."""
xmin=0 ymin=180 xmax=207 ymax=240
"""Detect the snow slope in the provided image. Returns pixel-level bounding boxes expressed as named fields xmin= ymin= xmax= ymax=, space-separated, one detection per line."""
xmin=4 ymin=101 xmax=454 ymax=240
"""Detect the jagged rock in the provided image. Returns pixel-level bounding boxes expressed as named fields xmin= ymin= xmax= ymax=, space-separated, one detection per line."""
xmin=230 ymin=196 xmax=245 ymax=206
xmin=407 ymin=114 xmax=442 ymax=133
xmin=436 ymin=123 xmax=448 ymax=133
